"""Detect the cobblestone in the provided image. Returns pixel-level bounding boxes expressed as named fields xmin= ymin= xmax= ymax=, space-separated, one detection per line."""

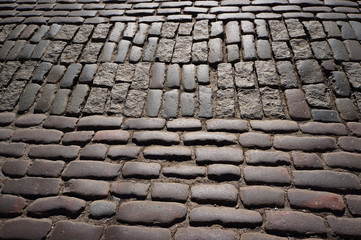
xmin=240 ymin=186 xmax=284 ymax=207
xmin=0 ymin=218 xmax=51 ymax=240
xmin=176 ymin=228 xmax=236 ymax=240
xmin=49 ymin=221 xmax=103 ymax=240
xmin=117 ymin=201 xmax=186 ymax=226
xmin=265 ymin=211 xmax=327 ymax=235
xmin=191 ymin=184 xmax=238 ymax=205
xmin=27 ymin=196 xmax=86 ymax=217
xmin=288 ymin=189 xmax=345 ymax=211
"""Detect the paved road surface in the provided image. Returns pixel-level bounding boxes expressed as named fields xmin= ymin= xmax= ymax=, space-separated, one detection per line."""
xmin=0 ymin=0 xmax=361 ymax=239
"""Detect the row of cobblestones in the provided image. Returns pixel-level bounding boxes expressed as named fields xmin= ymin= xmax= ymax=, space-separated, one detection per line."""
xmin=0 ymin=114 xmax=361 ymax=239
xmin=0 ymin=0 xmax=361 ymax=25
xmin=0 ymin=60 xmax=360 ymax=121
xmin=1 ymin=20 xmax=361 ymax=63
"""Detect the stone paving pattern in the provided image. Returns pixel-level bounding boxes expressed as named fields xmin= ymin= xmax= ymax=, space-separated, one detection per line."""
xmin=0 ymin=0 xmax=361 ymax=239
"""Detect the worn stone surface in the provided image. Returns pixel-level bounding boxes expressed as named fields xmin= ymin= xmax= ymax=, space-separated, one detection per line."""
xmin=1 ymin=2 xmax=361 ymax=239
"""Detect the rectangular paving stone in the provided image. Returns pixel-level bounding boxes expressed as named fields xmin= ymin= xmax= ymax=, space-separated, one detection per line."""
xmin=274 ymin=135 xmax=337 ymax=151
xmin=6 ymin=40 xmax=26 ymax=60
xmin=83 ymin=87 xmax=108 ymax=115
xmin=163 ymin=89 xmax=179 ymax=118
xmin=133 ymin=23 xmax=149 ymax=45
xmin=34 ymin=84 xmax=57 ymax=113
xmin=181 ymin=93 xmax=195 ymax=117
xmin=191 ymin=184 xmax=238 ymax=205
xmin=192 ymin=41 xmax=208 ymax=63
xmin=146 ymin=89 xmax=162 ymax=117
xmin=60 ymin=63 xmax=82 ymax=89
xmin=323 ymin=152 xmax=361 ymax=170
xmin=199 ymin=86 xmax=213 ymax=118
xmin=242 ymin=35 xmax=256 ymax=60
xmin=66 ymin=84 xmax=90 ymax=116
xmin=276 ymin=61 xmax=298 ymax=88
xmin=0 ymin=142 xmax=26 ymax=158
xmin=328 ymin=38 xmax=350 ymax=61
xmin=327 ymin=216 xmax=361 ymax=238
xmin=18 ymin=43 xmax=36 ymax=60
xmin=150 ymin=62 xmax=165 ymax=89
xmin=0 ymin=218 xmax=51 ymax=240
xmin=294 ymin=170 xmax=361 ymax=190
xmin=156 ymin=38 xmax=175 ymax=63
xmin=244 ymin=166 xmax=291 ymax=185
xmin=225 ymin=21 xmax=240 ymax=44
xmin=343 ymin=62 xmax=361 ymax=90
xmin=237 ymin=89 xmax=263 ymax=119
xmin=45 ymin=65 xmax=66 ymax=83
xmin=296 ymin=59 xmax=324 ymax=84
xmin=14 ymin=61 xmax=37 ymax=81
xmin=172 ymin=36 xmax=192 ymax=63
xmin=285 ymin=19 xmax=307 ymax=38
xmin=79 ymin=64 xmax=97 ymax=84
xmin=106 ymin=225 xmax=170 ymax=240
xmin=92 ymin=23 xmax=112 ymax=41
xmin=233 ymin=62 xmax=254 ymax=88
xmin=265 ymin=211 xmax=327 ymax=235
xmin=49 ymin=221 xmax=103 ymax=240
xmin=93 ymin=63 xmax=118 ymax=88
xmin=269 ymin=20 xmax=289 ymax=41
xmin=240 ymin=186 xmax=284 ymax=207
xmin=290 ymin=39 xmax=313 ymax=60
xmin=131 ymin=63 xmax=151 ymax=90
xmin=64 ymin=179 xmax=109 ymax=199
xmin=183 ymin=64 xmax=196 ymax=92
xmin=143 ymin=37 xmax=158 ymax=62
xmin=217 ymin=63 xmax=233 ymax=89
xmin=41 ymin=40 xmax=67 ymax=63
xmin=255 ymin=61 xmax=278 ymax=86
xmin=344 ymin=40 xmax=361 ymax=60
xmin=0 ymin=80 xmax=27 ymax=111
xmin=216 ymin=88 xmax=235 ymax=118
xmin=303 ymin=83 xmax=332 ymax=108
xmin=60 ymin=44 xmax=83 ymax=64
xmin=311 ymin=41 xmax=333 ymax=59
xmin=63 ymin=161 xmax=121 ymax=179
xmin=175 ymin=228 xmax=236 ymax=240
xmin=285 ymin=89 xmax=311 ymax=120
xmin=80 ymin=42 xmax=103 ymax=63
xmin=260 ymin=87 xmax=285 ymax=118
xmin=109 ymin=22 xmax=126 ymax=42
xmin=108 ymin=83 xmax=130 ymax=114
xmin=31 ymin=39 xmax=49 ymax=60
xmin=123 ymin=90 xmax=147 ymax=117
xmin=2 ymin=177 xmax=61 ymax=197
xmin=49 ymin=89 xmax=69 ymax=115
xmin=254 ymin=19 xmax=268 ymax=38
xmin=73 ymin=25 xmax=94 ymax=43
xmin=0 ymin=41 xmax=15 ymax=60
xmin=208 ymin=38 xmax=223 ymax=64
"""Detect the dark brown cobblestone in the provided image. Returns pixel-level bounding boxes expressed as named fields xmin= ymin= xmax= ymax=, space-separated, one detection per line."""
xmin=265 ymin=211 xmax=327 ymax=235
xmin=105 ymin=225 xmax=170 ymax=240
xmin=0 ymin=218 xmax=51 ymax=240
xmin=27 ymin=196 xmax=86 ymax=217
xmin=288 ymin=189 xmax=345 ymax=211
xmin=2 ymin=177 xmax=61 ymax=197
xmin=0 ymin=195 xmax=27 ymax=217
xmin=117 ymin=201 xmax=186 ymax=226
xmin=49 ymin=221 xmax=104 ymax=240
